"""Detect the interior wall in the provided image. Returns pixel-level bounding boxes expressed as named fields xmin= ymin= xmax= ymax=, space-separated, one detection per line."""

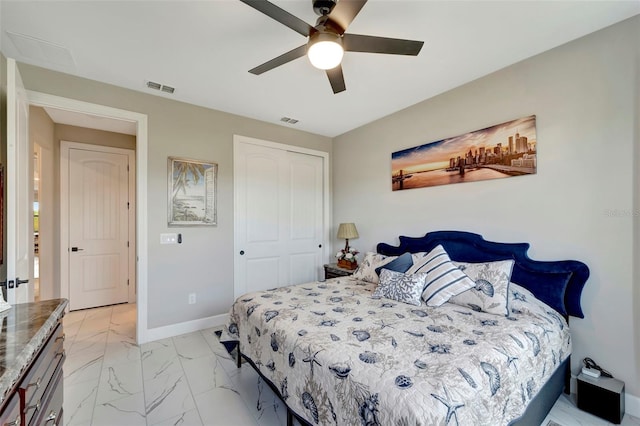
xmin=634 ymin=25 xmax=640 ymax=406
xmin=0 ymin=53 xmax=6 ymax=282
xmin=18 ymin=64 xmax=333 ymax=329
xmin=333 ymin=16 xmax=639 ymax=399
xmin=55 ymin=124 xmax=135 ymax=151
xmin=29 ymin=106 xmax=54 ymax=300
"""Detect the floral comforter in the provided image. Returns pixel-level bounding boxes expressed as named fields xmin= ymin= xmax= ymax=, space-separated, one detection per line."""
xmin=221 ymin=277 xmax=570 ymax=425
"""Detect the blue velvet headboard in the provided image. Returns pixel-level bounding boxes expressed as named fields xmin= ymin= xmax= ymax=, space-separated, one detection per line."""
xmin=376 ymin=231 xmax=589 ymax=318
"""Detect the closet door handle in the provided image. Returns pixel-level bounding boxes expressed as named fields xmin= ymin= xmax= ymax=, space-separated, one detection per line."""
xmin=71 ymin=247 xmax=84 ymax=252
xmin=239 ymin=250 xmax=245 ymax=255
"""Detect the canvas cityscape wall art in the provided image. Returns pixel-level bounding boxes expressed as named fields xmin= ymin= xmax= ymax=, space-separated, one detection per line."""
xmin=392 ymin=115 xmax=537 ymax=190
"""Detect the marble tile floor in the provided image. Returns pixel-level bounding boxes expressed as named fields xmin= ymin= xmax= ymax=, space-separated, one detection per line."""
xmin=63 ymin=303 xmax=640 ymax=426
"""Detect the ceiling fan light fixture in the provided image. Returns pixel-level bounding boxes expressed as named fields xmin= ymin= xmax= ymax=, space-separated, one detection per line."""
xmin=307 ymin=32 xmax=343 ymax=70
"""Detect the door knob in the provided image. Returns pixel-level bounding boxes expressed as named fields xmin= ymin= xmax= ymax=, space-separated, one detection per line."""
xmin=71 ymin=247 xmax=84 ymax=252
xmin=239 ymin=250 xmax=245 ymax=255
xmin=15 ymin=278 xmax=29 ymax=287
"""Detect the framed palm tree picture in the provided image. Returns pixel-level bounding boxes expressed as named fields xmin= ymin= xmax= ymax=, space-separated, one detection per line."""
xmin=168 ymin=157 xmax=217 ymax=226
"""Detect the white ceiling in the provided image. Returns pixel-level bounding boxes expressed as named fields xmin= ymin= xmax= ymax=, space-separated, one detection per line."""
xmin=2 ymin=1 xmax=638 ymax=137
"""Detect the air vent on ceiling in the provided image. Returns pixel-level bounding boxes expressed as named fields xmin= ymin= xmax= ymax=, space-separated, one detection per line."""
xmin=6 ymin=31 xmax=76 ymax=70
xmin=280 ymin=117 xmax=299 ymax=124
xmin=146 ymin=80 xmax=175 ymax=94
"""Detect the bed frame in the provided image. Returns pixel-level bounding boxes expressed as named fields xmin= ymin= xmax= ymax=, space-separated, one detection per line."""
xmin=235 ymin=230 xmax=589 ymax=426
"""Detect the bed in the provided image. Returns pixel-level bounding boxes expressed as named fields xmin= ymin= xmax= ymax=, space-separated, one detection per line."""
xmin=221 ymin=231 xmax=589 ymax=425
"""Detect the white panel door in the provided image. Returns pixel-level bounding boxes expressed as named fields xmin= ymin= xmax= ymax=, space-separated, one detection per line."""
xmin=287 ymin=151 xmax=324 ymax=285
xmin=5 ymin=58 xmax=33 ymax=305
xmin=68 ymin=148 xmax=129 ymax=310
xmin=234 ymin=141 xmax=324 ymax=297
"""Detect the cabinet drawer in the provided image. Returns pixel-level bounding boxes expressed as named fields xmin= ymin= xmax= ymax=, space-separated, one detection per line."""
xmin=19 ymin=325 xmax=64 ymax=425
xmin=325 ymin=270 xmax=343 ymax=279
xmin=0 ymin=392 xmax=21 ymax=426
xmin=324 ymin=264 xmax=354 ymax=280
xmin=33 ymin=364 xmax=63 ymax=426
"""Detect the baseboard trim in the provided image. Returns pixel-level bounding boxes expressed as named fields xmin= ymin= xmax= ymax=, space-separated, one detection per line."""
xmin=142 ymin=313 xmax=229 ymax=343
xmin=627 ymin=392 xmax=640 ymax=418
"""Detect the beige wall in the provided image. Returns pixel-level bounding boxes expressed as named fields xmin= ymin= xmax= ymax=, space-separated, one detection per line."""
xmin=635 ymin=26 xmax=640 ymax=412
xmin=55 ymin=124 xmax=135 ymax=150
xmin=333 ymin=16 xmax=640 ymax=400
xmin=18 ymin=64 xmax=333 ymax=329
xmin=0 ymin=53 xmax=6 ymax=282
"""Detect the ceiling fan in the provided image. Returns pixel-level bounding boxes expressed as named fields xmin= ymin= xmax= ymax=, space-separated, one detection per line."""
xmin=240 ymin=0 xmax=424 ymax=94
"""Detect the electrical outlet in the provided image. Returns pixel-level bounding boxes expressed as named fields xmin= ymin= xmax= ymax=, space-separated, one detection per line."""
xmin=188 ymin=293 xmax=196 ymax=304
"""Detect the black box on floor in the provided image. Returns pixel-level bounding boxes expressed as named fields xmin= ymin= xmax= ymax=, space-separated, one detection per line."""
xmin=577 ymin=373 xmax=625 ymax=424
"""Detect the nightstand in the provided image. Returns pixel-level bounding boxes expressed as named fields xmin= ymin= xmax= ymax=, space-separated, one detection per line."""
xmin=577 ymin=373 xmax=625 ymax=423
xmin=324 ymin=263 xmax=356 ymax=279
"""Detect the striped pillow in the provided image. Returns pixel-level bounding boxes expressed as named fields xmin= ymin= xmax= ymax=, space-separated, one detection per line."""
xmin=407 ymin=245 xmax=476 ymax=306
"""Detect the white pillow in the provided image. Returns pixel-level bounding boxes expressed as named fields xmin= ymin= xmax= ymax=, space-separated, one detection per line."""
xmin=373 ymin=269 xmax=427 ymax=306
xmin=352 ymin=252 xmax=397 ymax=284
xmin=448 ymin=260 xmax=515 ymax=316
xmin=407 ymin=245 xmax=476 ymax=306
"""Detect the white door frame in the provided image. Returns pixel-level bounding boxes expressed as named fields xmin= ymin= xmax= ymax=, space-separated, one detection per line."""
xmin=60 ymin=141 xmax=136 ymax=307
xmin=25 ymin=90 xmax=150 ymax=344
xmin=232 ymin=134 xmax=331 ymax=299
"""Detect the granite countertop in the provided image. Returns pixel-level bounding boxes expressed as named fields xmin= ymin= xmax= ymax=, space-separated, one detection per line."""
xmin=0 ymin=299 xmax=68 ymax=406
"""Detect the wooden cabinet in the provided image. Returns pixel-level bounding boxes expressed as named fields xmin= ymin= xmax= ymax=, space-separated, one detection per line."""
xmin=1 ymin=393 xmax=21 ymax=426
xmin=1 ymin=322 xmax=65 ymax=426
xmin=324 ymin=263 xmax=356 ymax=279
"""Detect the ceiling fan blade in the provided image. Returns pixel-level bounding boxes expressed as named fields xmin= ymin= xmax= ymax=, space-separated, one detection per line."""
xmin=249 ymin=44 xmax=307 ymax=75
xmin=328 ymin=0 xmax=367 ymax=34
xmin=326 ymin=65 xmax=346 ymax=94
xmin=239 ymin=0 xmax=314 ymax=37
xmin=343 ymin=33 xmax=424 ymax=56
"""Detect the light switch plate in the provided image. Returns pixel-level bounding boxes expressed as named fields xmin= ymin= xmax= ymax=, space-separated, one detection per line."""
xmin=160 ymin=233 xmax=178 ymax=244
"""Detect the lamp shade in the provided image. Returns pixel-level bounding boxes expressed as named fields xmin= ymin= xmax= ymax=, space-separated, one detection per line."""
xmin=307 ymin=32 xmax=344 ymax=70
xmin=337 ymin=223 xmax=359 ymax=240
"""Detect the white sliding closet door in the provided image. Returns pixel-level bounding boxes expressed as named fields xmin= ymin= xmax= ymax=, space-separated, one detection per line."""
xmin=234 ymin=137 xmax=325 ymax=297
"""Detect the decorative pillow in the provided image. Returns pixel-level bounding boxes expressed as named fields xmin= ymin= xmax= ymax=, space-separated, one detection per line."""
xmin=372 ymin=269 xmax=427 ymax=306
xmin=375 ymin=252 xmax=413 ymax=276
xmin=352 ymin=252 xmax=397 ymax=284
xmin=407 ymin=245 xmax=476 ymax=306
xmin=448 ymin=260 xmax=515 ymax=316
xmin=508 ymin=282 xmax=538 ymax=316
xmin=509 ymin=282 xmax=537 ymax=305
xmin=411 ymin=252 xmax=428 ymax=263
xmin=508 ymin=283 xmax=569 ymax=330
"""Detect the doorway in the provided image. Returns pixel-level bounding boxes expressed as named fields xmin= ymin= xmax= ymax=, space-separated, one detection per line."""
xmin=33 ymin=145 xmax=41 ymax=301
xmin=25 ymin=89 xmax=150 ymax=344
